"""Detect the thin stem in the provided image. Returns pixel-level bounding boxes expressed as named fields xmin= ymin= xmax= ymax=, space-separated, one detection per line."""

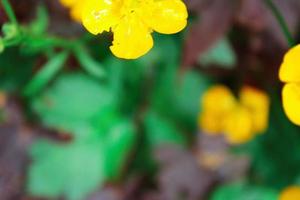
xmin=264 ymin=0 xmax=296 ymax=47
xmin=1 ymin=0 xmax=18 ymax=25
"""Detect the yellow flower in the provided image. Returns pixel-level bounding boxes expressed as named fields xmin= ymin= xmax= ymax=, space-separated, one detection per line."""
xmin=199 ymin=85 xmax=269 ymax=145
xmin=279 ymin=45 xmax=300 ymax=125
xmin=279 ymin=186 xmax=300 ymax=200
xmin=81 ymin=0 xmax=188 ymax=59
xmin=199 ymin=85 xmax=236 ymax=134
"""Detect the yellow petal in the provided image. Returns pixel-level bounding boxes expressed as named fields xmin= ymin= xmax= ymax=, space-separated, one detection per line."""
xmin=82 ymin=0 xmax=121 ymax=35
xmin=201 ymin=85 xmax=236 ymax=115
xmin=110 ymin=13 xmax=153 ymax=59
xmin=240 ymin=86 xmax=270 ymax=133
xmin=279 ymin=45 xmax=300 ymax=82
xmin=223 ymin=106 xmax=254 ymax=145
xmin=70 ymin=1 xmax=85 ymax=22
xmin=143 ymin=0 xmax=188 ymax=34
xmin=280 ymin=186 xmax=300 ymax=200
xmin=282 ymin=83 xmax=300 ymax=125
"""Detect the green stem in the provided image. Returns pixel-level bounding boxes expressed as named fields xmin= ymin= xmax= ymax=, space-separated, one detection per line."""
xmin=264 ymin=0 xmax=296 ymax=47
xmin=1 ymin=0 xmax=18 ymax=25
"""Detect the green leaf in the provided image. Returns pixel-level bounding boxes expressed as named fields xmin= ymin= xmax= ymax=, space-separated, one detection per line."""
xmin=74 ymin=46 xmax=106 ymax=78
xmin=0 ymin=38 xmax=4 ymax=53
xmin=144 ymin=111 xmax=187 ymax=147
xmin=199 ymin=38 xmax=236 ymax=68
xmin=173 ymin=70 xmax=212 ymax=129
xmin=31 ymin=73 xmax=115 ymax=135
xmin=24 ymin=51 xmax=68 ymax=96
xmin=29 ymin=5 xmax=49 ymax=35
xmin=28 ymin=139 xmax=105 ymax=200
xmin=103 ymin=119 xmax=136 ymax=179
xmin=211 ymin=182 xmax=278 ymax=200
xmin=0 ymin=48 xmax=36 ymax=91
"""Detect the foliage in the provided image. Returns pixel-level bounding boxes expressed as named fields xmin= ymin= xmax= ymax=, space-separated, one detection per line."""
xmin=0 ymin=0 xmax=300 ymax=200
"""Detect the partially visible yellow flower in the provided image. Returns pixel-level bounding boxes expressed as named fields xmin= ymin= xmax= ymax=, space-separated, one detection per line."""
xmin=60 ymin=0 xmax=85 ymax=22
xmin=282 ymin=83 xmax=300 ymax=125
xmin=279 ymin=45 xmax=300 ymax=125
xmin=200 ymin=85 xmax=236 ymax=135
xmin=199 ymin=85 xmax=270 ymax=145
xmin=279 ymin=45 xmax=300 ymax=82
xmin=279 ymin=186 xmax=300 ymax=200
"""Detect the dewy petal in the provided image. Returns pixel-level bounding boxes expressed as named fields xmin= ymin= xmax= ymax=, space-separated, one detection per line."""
xmin=82 ymin=0 xmax=121 ymax=35
xmin=282 ymin=83 xmax=300 ymax=125
xmin=143 ymin=0 xmax=188 ymax=34
xmin=279 ymin=45 xmax=300 ymax=82
xmin=110 ymin=13 xmax=154 ymax=59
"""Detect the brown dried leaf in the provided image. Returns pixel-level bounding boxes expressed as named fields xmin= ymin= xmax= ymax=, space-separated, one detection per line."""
xmin=154 ymin=145 xmax=216 ymax=200
xmin=183 ymin=0 xmax=235 ymax=67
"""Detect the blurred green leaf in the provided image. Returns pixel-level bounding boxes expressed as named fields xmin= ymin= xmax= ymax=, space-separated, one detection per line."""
xmin=24 ymin=51 xmax=68 ymax=96
xmin=0 ymin=48 xmax=35 ymax=91
xmin=103 ymin=119 xmax=136 ymax=179
xmin=28 ymin=118 xmax=137 ymax=200
xmin=199 ymin=38 xmax=236 ymax=68
xmin=29 ymin=5 xmax=49 ymax=35
xmin=144 ymin=111 xmax=187 ymax=147
xmin=28 ymin=139 xmax=104 ymax=200
xmin=211 ymin=182 xmax=278 ymax=200
xmin=2 ymin=23 xmax=19 ymax=39
xmin=32 ymin=73 xmax=115 ymax=135
xmin=0 ymin=38 xmax=4 ymax=53
xmin=74 ymin=46 xmax=106 ymax=78
xmin=173 ymin=70 xmax=212 ymax=129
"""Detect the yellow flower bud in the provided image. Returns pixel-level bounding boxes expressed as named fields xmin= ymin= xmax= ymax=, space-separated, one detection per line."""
xmin=223 ymin=106 xmax=254 ymax=145
xmin=201 ymin=85 xmax=236 ymax=115
xmin=240 ymin=86 xmax=270 ymax=133
xmin=199 ymin=111 xmax=224 ymax=134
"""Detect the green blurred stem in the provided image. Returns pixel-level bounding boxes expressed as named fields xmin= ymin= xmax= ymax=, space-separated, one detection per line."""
xmin=1 ymin=0 xmax=18 ymax=25
xmin=264 ymin=0 xmax=296 ymax=47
